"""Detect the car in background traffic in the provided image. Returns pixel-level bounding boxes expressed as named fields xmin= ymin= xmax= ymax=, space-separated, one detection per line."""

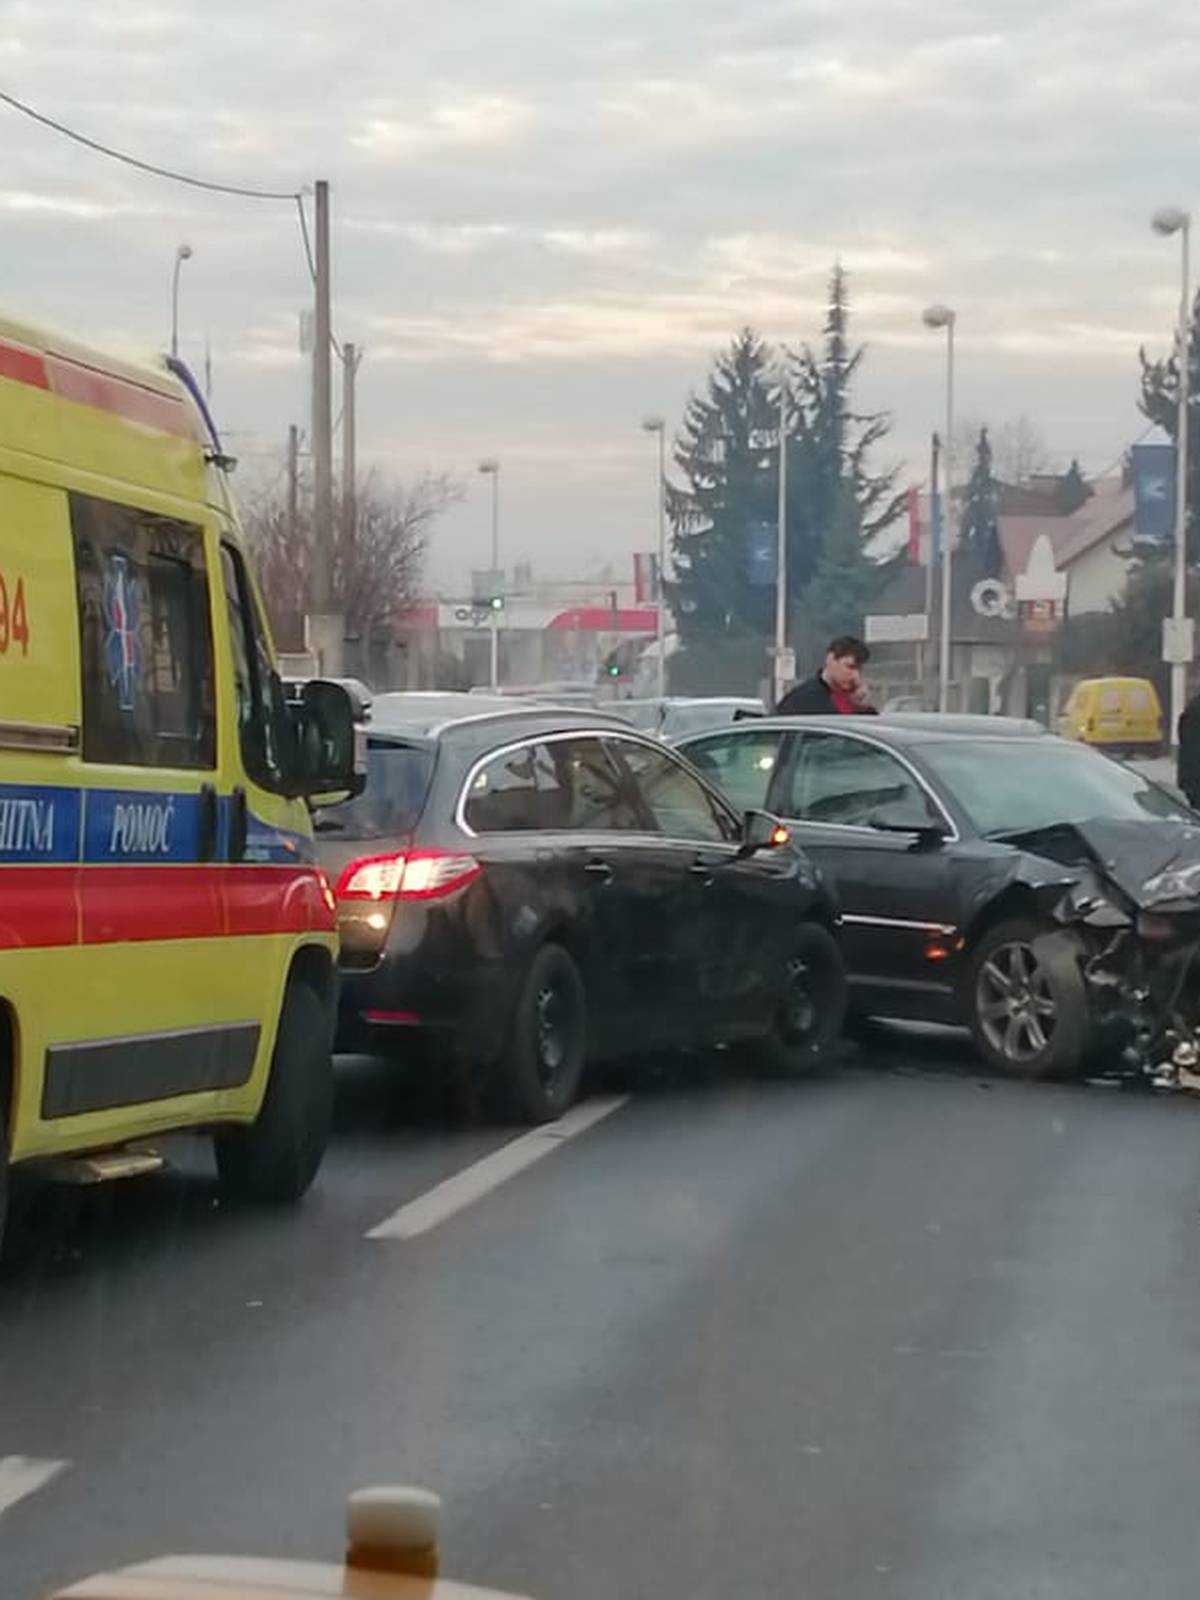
xmin=610 ymin=696 xmax=764 ymax=740
xmin=314 ymin=697 xmax=844 ymax=1122
xmin=676 ymin=714 xmax=1193 ymax=1080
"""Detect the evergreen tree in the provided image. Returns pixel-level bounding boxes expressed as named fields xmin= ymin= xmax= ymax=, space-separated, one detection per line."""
xmin=1139 ymin=292 xmax=1200 ymax=559
xmin=667 ymin=328 xmax=779 ymax=644
xmin=1055 ymin=458 xmax=1092 ymax=515
xmin=783 ymin=264 xmax=905 ymax=594
xmin=958 ymin=426 xmax=1002 ymax=576
xmin=796 ymin=490 xmax=885 ymax=639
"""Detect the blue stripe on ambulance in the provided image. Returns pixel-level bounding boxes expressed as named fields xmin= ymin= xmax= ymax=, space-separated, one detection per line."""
xmin=0 ymin=782 xmax=315 ymax=867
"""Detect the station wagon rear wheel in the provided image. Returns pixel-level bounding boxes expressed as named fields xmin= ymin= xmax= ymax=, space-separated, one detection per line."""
xmin=497 ymin=943 xmax=587 ymax=1124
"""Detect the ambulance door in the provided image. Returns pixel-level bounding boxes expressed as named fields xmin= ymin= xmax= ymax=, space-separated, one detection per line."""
xmin=214 ymin=536 xmax=329 ymax=1084
xmin=53 ymin=490 xmax=248 ymax=1128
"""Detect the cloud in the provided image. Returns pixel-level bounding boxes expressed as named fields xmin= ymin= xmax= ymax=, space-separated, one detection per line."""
xmin=2 ymin=0 xmax=1198 ymax=586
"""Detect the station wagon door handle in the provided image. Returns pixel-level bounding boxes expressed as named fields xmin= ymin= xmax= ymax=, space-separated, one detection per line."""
xmin=584 ymin=857 xmax=613 ymax=885
xmin=229 ymin=787 xmax=248 ymax=863
xmin=690 ymin=858 xmax=715 ymax=882
xmin=198 ymin=783 xmax=218 ymax=862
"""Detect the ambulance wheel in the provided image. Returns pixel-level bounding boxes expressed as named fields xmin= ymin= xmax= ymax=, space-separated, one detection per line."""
xmin=215 ymin=981 xmax=333 ymax=1204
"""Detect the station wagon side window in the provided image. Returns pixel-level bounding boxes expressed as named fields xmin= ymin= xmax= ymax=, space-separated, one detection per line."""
xmin=682 ymin=729 xmax=784 ymax=814
xmin=787 ymin=733 xmax=937 ymax=827
xmin=462 ymin=742 xmax=543 ymax=831
xmin=70 ymin=492 xmax=215 ymax=768
xmin=611 ymin=737 xmax=736 ymax=843
xmin=219 ymin=542 xmax=294 ymax=793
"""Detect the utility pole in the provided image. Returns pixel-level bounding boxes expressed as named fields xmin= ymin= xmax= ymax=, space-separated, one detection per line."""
xmin=306 ymin=178 xmax=343 ymax=677
xmin=342 ymin=342 xmax=361 ymax=555
xmin=773 ymin=375 xmax=789 ymax=708
xmin=286 ymin=424 xmax=300 ymax=552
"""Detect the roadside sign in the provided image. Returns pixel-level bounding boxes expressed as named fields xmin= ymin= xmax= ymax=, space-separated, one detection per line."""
xmin=1163 ymin=616 xmax=1195 ymax=664
xmin=865 ymin=613 xmax=929 ymax=644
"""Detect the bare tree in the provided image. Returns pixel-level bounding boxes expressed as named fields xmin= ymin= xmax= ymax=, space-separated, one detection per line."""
xmin=955 ymin=414 xmax=1052 ymax=486
xmin=241 ymin=469 xmax=460 ymax=648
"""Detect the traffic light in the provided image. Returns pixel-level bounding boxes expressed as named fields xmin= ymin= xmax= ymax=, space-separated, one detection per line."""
xmin=490 ymin=596 xmax=504 ymax=611
xmin=603 ymin=650 xmax=620 ymax=679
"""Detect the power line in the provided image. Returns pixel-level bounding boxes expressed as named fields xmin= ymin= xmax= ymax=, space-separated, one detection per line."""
xmin=0 ymin=87 xmax=302 ymax=201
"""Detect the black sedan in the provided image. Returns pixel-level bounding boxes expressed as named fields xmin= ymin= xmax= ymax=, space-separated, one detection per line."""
xmin=314 ymin=696 xmax=845 ymax=1122
xmin=676 ymin=715 xmax=1192 ymax=1079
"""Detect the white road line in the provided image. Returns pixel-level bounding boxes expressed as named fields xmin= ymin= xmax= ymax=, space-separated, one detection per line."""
xmin=0 ymin=1457 xmax=67 ymax=1517
xmin=366 ymin=1094 xmax=629 ymax=1242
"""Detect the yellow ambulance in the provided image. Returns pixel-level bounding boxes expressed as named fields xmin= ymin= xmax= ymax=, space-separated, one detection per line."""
xmin=0 ymin=312 xmax=360 ymax=1242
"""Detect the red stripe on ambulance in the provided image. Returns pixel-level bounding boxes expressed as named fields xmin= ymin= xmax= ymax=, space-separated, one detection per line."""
xmin=0 ymin=339 xmax=49 ymax=391
xmin=0 ymin=865 xmax=335 ymax=951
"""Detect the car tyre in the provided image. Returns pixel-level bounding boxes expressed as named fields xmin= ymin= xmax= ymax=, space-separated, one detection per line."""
xmin=967 ymin=917 xmax=1088 ymax=1080
xmin=214 ymin=979 xmax=334 ymax=1203
xmin=751 ymin=922 xmax=847 ymax=1077
xmin=497 ymin=943 xmax=587 ymax=1124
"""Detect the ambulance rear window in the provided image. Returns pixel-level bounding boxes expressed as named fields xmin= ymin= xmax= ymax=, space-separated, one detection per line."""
xmin=318 ymin=740 xmax=434 ymax=839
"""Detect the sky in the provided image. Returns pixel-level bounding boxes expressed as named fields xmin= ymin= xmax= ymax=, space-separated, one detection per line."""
xmin=2 ymin=0 xmax=1199 ymax=593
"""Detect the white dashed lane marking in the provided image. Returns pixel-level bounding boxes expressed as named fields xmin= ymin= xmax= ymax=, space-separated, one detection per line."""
xmin=366 ymin=1094 xmax=629 ymax=1241
xmin=0 ymin=1457 xmax=68 ymax=1517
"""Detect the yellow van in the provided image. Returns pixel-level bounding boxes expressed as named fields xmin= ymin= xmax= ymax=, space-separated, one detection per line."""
xmin=1057 ymin=676 xmax=1164 ymax=755
xmin=0 ymin=312 xmax=360 ymax=1241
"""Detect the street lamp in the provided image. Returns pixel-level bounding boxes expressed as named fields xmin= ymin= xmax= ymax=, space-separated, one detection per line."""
xmin=773 ymin=368 xmax=789 ymax=709
xmin=170 ymin=243 xmax=193 ymax=361
xmin=477 ymin=459 xmax=501 ymax=689
xmin=922 ymin=303 xmax=957 ymax=713
xmin=1151 ymin=205 xmax=1192 ymax=748
xmin=641 ymin=417 xmax=667 ymax=698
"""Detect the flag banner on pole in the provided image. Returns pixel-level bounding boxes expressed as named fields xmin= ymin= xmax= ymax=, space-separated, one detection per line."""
xmin=1131 ymin=440 xmax=1176 ymax=543
xmin=906 ymin=486 xmax=921 ymax=562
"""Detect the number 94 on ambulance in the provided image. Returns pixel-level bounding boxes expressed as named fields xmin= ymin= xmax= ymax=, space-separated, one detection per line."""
xmin=0 ymin=312 xmax=363 ymax=1247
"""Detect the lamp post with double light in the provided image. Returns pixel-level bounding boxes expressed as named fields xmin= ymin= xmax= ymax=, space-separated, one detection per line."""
xmin=171 ymin=243 xmax=193 ymax=361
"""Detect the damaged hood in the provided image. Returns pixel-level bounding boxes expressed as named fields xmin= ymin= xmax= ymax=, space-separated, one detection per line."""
xmin=997 ymin=818 xmax=1200 ymax=910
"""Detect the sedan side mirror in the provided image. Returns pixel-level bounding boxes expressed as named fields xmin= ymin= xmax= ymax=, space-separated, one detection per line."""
xmin=867 ymin=800 xmax=948 ymax=847
xmin=292 ymin=679 xmax=367 ymax=804
xmin=739 ymin=808 xmax=791 ymax=857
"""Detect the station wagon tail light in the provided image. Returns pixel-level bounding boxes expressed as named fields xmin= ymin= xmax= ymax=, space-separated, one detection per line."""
xmin=336 ymin=849 xmax=481 ymax=902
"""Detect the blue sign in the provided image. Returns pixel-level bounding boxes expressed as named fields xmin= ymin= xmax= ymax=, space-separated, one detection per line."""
xmin=1132 ymin=440 xmax=1177 ymax=544
xmin=746 ymin=519 xmax=778 ymax=586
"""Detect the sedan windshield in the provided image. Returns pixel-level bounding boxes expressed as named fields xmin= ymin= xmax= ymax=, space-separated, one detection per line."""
xmin=921 ymin=738 xmax=1192 ymax=835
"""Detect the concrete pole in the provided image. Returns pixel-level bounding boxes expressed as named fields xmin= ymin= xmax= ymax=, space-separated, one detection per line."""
xmin=307 ymin=178 xmax=343 ymax=676
xmin=342 ymin=342 xmax=359 ymax=556
xmin=939 ymin=319 xmax=956 ymax=714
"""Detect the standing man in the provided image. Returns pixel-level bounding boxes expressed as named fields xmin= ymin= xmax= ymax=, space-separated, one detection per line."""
xmin=776 ymin=634 xmax=878 ymax=716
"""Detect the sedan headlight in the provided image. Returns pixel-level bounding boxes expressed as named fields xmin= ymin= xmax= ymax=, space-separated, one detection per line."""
xmin=1141 ymin=859 xmax=1200 ymax=907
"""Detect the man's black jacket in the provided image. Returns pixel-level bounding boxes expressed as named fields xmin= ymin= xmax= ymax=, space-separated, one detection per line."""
xmin=775 ymin=674 xmax=879 ymax=716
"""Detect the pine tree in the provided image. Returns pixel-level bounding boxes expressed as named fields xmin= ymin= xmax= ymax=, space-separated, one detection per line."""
xmin=958 ymin=426 xmax=1002 ymax=576
xmin=783 ymin=264 xmax=905 ymax=595
xmin=1139 ymin=291 xmax=1200 ymax=559
xmin=1056 ymin=458 xmax=1092 ymax=515
xmin=667 ymin=328 xmax=779 ymax=644
xmin=796 ymin=490 xmax=884 ymax=639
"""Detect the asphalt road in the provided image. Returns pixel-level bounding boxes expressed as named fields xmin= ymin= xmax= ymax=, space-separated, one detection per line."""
xmin=4 ymin=1030 xmax=1200 ymax=1600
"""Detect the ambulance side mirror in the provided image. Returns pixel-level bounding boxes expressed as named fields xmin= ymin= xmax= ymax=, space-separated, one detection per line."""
xmin=293 ymin=680 xmax=366 ymax=803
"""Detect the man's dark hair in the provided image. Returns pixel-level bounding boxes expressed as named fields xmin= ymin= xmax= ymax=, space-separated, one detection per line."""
xmin=826 ymin=634 xmax=870 ymax=665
